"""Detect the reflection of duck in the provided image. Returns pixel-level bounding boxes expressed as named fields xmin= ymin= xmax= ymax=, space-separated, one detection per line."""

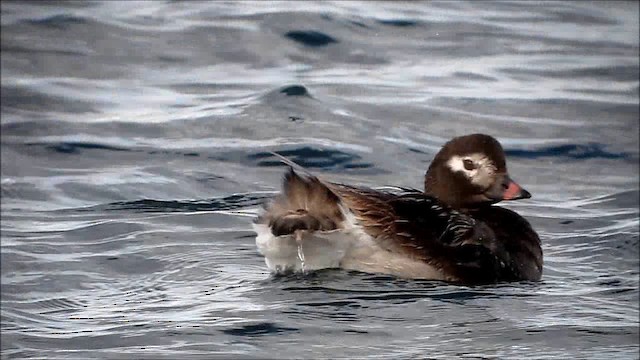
xmin=253 ymin=134 xmax=542 ymax=284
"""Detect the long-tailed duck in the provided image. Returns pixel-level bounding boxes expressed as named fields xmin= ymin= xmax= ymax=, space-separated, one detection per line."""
xmin=253 ymin=134 xmax=542 ymax=284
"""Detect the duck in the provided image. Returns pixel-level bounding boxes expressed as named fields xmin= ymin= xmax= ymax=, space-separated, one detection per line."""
xmin=253 ymin=133 xmax=542 ymax=284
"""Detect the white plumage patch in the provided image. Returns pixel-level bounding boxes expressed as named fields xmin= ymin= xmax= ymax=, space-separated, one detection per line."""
xmin=253 ymin=223 xmax=352 ymax=273
xmin=446 ymin=153 xmax=496 ymax=188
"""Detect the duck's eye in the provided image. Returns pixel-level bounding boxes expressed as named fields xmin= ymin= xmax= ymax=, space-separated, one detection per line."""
xmin=463 ymin=159 xmax=476 ymax=170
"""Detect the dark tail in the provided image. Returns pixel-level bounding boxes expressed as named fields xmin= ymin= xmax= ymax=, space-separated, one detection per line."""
xmin=257 ymin=167 xmax=345 ymax=236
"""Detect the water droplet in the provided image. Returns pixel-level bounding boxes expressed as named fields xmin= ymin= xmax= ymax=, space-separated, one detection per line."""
xmin=297 ymin=244 xmax=306 ymax=272
xmin=295 ymin=231 xmax=306 ymax=273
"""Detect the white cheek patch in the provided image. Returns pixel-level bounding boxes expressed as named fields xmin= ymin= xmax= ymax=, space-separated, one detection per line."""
xmin=446 ymin=153 xmax=496 ymax=187
xmin=447 ymin=155 xmax=468 ymax=173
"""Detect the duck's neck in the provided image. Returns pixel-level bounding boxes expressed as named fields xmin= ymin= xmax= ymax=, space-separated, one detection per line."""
xmin=425 ymin=175 xmax=463 ymax=209
xmin=424 ymin=169 xmax=482 ymax=211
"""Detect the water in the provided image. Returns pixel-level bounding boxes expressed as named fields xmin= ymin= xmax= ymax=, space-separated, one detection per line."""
xmin=1 ymin=1 xmax=638 ymax=358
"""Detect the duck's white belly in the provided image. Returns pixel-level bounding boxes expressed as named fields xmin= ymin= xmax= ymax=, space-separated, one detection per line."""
xmin=254 ymin=223 xmax=349 ymax=272
xmin=253 ymin=222 xmax=447 ymax=280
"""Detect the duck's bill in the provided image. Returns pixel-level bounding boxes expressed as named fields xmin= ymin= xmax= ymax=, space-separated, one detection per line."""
xmin=502 ymin=178 xmax=531 ymax=200
xmin=485 ymin=174 xmax=531 ymax=201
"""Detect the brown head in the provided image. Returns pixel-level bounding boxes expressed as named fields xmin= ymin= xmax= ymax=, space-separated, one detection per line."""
xmin=424 ymin=134 xmax=531 ymax=209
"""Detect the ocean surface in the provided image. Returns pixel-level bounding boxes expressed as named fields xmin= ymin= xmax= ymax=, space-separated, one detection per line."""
xmin=1 ymin=1 xmax=639 ymax=359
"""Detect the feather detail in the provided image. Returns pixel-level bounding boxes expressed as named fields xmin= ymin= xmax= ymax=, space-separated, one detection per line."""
xmin=256 ymin=167 xmax=344 ymax=236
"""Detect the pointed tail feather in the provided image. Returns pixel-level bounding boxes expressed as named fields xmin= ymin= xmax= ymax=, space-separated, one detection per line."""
xmin=268 ymin=151 xmax=317 ymax=178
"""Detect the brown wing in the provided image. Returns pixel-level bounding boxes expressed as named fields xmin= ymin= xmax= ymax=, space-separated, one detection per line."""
xmin=331 ymin=185 xmax=470 ymax=248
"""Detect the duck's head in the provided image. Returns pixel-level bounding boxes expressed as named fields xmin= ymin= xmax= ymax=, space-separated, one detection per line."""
xmin=424 ymin=133 xmax=531 ymax=209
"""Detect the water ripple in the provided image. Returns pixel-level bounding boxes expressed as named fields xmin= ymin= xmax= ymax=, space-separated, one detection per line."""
xmin=2 ymin=0 xmax=638 ymax=358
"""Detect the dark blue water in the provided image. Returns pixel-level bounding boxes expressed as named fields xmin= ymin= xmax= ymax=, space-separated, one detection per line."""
xmin=1 ymin=1 xmax=638 ymax=359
